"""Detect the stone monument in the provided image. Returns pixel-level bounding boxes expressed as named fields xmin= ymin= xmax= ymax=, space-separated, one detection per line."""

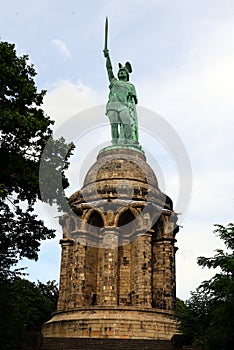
xmin=42 ymin=18 xmax=179 ymax=348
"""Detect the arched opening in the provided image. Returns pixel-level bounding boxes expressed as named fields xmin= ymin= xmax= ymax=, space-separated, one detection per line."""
xmin=117 ymin=209 xmax=136 ymax=227
xmin=87 ymin=211 xmax=104 ymax=228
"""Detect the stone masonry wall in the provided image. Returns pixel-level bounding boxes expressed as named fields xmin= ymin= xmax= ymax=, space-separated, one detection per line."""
xmin=130 ymin=234 xmax=152 ymax=307
xmin=152 ymin=216 xmax=176 ymax=310
xmin=84 ymin=245 xmax=98 ymax=306
xmin=118 ymin=241 xmax=131 ymax=306
xmin=57 ymin=213 xmax=177 ymax=311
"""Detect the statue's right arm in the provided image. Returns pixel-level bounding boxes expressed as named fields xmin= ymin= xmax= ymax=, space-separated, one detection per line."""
xmin=103 ymin=49 xmax=114 ymax=82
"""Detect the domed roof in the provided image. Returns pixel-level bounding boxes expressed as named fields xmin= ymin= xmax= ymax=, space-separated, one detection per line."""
xmin=69 ymin=147 xmax=172 ymax=211
xmin=83 ymin=148 xmax=158 ymax=188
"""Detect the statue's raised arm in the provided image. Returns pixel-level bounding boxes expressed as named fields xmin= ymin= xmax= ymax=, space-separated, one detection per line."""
xmin=103 ymin=18 xmax=139 ymax=146
xmin=103 ymin=49 xmax=114 ymax=82
xmin=103 ymin=18 xmax=114 ymax=82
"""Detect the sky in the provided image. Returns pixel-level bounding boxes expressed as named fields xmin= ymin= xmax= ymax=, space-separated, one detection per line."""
xmin=1 ymin=0 xmax=234 ymax=300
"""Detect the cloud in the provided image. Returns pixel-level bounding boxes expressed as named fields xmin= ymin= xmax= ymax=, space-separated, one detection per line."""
xmin=43 ymin=79 xmax=103 ymax=127
xmin=133 ymin=19 xmax=234 ymax=300
xmin=51 ymin=39 xmax=71 ymax=58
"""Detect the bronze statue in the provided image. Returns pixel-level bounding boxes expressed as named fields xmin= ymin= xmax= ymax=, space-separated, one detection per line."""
xmin=103 ymin=18 xmax=139 ymax=145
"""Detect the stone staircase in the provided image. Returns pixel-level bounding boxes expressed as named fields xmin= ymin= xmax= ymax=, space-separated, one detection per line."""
xmin=40 ymin=337 xmax=172 ymax=350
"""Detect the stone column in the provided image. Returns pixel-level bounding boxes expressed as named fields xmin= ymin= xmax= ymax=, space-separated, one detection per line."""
xmin=152 ymin=216 xmax=176 ymax=310
xmin=100 ymin=228 xmax=119 ymax=305
xmin=118 ymin=239 xmax=131 ymax=306
xmin=130 ymin=232 xmax=152 ymax=307
xmin=57 ymin=238 xmax=74 ymax=311
xmin=71 ymin=235 xmax=87 ymax=307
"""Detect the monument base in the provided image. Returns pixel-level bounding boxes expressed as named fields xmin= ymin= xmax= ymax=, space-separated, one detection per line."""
xmin=42 ymin=307 xmax=178 ymax=340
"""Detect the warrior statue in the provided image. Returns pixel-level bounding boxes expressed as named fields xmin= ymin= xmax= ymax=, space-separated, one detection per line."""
xmin=103 ymin=18 xmax=139 ymax=145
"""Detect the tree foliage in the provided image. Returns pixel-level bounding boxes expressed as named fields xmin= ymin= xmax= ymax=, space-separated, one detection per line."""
xmin=0 ymin=278 xmax=58 ymax=349
xmin=0 ymin=41 xmax=74 ymax=278
xmin=175 ymin=223 xmax=234 ymax=349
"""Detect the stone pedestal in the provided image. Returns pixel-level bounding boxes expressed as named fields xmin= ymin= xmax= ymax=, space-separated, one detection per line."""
xmin=42 ymin=147 xmax=179 ymax=340
xmin=42 ymin=308 xmax=177 ymax=339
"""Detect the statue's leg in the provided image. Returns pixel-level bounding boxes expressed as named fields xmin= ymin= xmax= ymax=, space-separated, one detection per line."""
xmin=119 ymin=110 xmax=132 ymax=143
xmin=118 ymin=123 xmax=125 ymax=144
xmin=111 ymin=123 xmax=119 ymax=144
xmin=108 ymin=110 xmax=119 ymax=144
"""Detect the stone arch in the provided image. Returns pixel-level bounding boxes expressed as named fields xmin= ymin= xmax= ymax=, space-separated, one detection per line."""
xmin=116 ymin=207 xmax=142 ymax=230
xmin=84 ymin=209 xmax=104 ymax=228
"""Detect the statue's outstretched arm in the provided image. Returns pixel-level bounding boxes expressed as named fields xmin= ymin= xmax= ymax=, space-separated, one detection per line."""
xmin=103 ymin=49 xmax=114 ymax=82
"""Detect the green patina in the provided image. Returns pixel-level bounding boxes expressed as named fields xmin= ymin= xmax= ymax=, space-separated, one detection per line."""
xmin=103 ymin=18 xmax=143 ymax=153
